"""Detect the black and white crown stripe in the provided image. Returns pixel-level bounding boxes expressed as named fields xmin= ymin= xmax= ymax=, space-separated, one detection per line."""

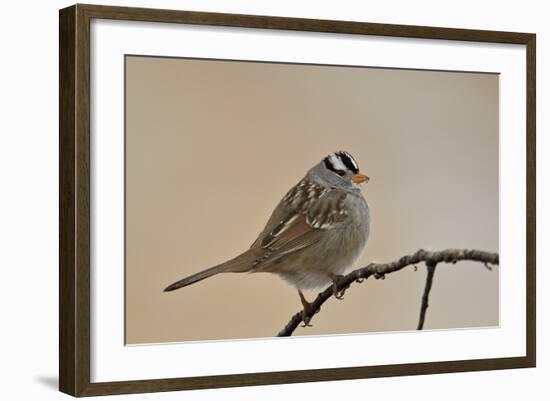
xmin=323 ymin=151 xmax=359 ymax=175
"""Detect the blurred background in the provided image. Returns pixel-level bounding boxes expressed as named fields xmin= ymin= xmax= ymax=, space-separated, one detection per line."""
xmin=125 ymin=55 xmax=498 ymax=344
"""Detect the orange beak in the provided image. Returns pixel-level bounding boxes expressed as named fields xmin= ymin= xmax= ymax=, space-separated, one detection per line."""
xmin=351 ymin=173 xmax=369 ymax=184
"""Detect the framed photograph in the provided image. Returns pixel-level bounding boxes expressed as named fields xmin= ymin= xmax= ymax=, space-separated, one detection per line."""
xmin=59 ymin=4 xmax=536 ymax=397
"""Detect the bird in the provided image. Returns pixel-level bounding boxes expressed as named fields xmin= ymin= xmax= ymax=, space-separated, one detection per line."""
xmin=164 ymin=151 xmax=370 ymax=327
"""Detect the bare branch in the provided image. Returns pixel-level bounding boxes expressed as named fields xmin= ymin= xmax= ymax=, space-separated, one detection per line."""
xmin=276 ymin=248 xmax=498 ymax=337
xmin=417 ymin=262 xmax=437 ymax=330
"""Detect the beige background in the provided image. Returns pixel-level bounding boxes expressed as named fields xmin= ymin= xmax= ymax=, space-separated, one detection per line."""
xmin=125 ymin=56 xmax=498 ymax=344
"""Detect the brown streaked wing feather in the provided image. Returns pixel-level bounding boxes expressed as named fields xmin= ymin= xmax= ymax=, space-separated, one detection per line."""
xmin=250 ymin=177 xmax=328 ymax=248
xmin=305 ymin=191 xmax=349 ymax=229
xmin=254 ymin=190 xmax=351 ymax=264
xmin=260 ymin=213 xmax=318 ymax=251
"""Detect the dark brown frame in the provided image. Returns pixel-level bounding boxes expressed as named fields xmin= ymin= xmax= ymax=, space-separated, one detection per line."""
xmin=59 ymin=3 xmax=536 ymax=397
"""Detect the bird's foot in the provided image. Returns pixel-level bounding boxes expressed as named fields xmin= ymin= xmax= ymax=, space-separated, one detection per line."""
xmin=298 ymin=290 xmax=314 ymax=327
xmin=329 ymin=273 xmax=349 ymax=300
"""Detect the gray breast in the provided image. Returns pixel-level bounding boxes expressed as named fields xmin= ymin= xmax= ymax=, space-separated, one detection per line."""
xmin=287 ymin=193 xmax=370 ymax=289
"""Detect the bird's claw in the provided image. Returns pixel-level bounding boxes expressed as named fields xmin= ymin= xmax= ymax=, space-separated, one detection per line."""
xmin=334 ymin=288 xmax=347 ymax=299
xmin=329 ymin=273 xmax=349 ymax=300
xmin=300 ymin=313 xmax=313 ymax=327
xmin=298 ymin=290 xmax=315 ymax=327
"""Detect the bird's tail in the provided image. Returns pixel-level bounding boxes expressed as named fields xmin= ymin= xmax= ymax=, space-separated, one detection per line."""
xmin=163 ymin=250 xmax=256 ymax=292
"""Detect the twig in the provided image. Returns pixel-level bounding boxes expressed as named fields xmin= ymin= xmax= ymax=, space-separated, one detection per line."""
xmin=417 ymin=262 xmax=436 ymax=330
xmin=276 ymin=249 xmax=498 ymax=337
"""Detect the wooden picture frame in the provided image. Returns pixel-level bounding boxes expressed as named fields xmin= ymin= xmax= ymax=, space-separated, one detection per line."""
xmin=59 ymin=3 xmax=536 ymax=397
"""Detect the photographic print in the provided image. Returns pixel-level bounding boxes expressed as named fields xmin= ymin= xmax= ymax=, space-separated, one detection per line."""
xmin=124 ymin=56 xmax=499 ymax=344
xmin=60 ymin=4 xmax=535 ymax=395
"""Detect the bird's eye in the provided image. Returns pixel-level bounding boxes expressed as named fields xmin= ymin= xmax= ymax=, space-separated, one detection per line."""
xmin=335 ymin=169 xmax=346 ymax=176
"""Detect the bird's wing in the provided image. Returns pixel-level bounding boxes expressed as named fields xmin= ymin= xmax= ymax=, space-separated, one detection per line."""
xmin=250 ymin=181 xmax=352 ymax=267
xmin=252 ymin=178 xmax=330 ymax=246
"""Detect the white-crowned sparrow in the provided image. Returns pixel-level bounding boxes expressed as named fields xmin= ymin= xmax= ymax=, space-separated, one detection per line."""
xmin=165 ymin=151 xmax=370 ymax=326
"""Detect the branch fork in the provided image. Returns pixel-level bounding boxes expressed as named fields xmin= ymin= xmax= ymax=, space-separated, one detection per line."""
xmin=277 ymin=248 xmax=499 ymax=337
